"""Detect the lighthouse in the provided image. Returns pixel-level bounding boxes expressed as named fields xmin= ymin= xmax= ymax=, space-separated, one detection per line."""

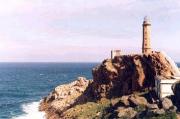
xmin=142 ymin=16 xmax=151 ymax=54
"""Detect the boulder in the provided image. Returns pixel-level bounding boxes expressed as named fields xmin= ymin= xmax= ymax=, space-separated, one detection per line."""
xmin=120 ymin=96 xmax=130 ymax=106
xmin=146 ymin=103 xmax=165 ymax=116
xmin=128 ymin=95 xmax=148 ymax=107
xmin=152 ymin=109 xmax=165 ymax=115
xmin=116 ymin=107 xmax=137 ymax=119
xmin=146 ymin=107 xmax=165 ymax=116
xmin=147 ymin=104 xmax=159 ymax=110
xmin=161 ymin=98 xmax=173 ymax=110
xmin=110 ymin=99 xmax=120 ymax=107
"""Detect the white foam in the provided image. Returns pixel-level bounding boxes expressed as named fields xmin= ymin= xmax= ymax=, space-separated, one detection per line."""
xmin=12 ymin=101 xmax=45 ymax=119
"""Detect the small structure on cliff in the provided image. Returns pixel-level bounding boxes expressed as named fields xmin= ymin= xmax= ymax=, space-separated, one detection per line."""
xmin=142 ymin=16 xmax=152 ymax=54
xmin=155 ymin=76 xmax=180 ymax=98
xmin=111 ymin=50 xmax=121 ymax=59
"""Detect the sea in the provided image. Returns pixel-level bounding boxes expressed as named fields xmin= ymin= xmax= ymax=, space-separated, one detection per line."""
xmin=0 ymin=63 xmax=98 ymax=119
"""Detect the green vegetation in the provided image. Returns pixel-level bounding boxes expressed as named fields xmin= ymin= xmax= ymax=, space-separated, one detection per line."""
xmin=62 ymin=96 xmax=177 ymax=119
xmin=134 ymin=105 xmax=146 ymax=112
xmin=142 ymin=112 xmax=177 ymax=119
xmin=63 ymin=98 xmax=111 ymax=119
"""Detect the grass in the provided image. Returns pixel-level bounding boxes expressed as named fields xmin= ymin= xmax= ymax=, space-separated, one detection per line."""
xmin=61 ymin=94 xmax=178 ymax=119
xmin=142 ymin=112 xmax=177 ymax=119
xmin=134 ymin=105 xmax=146 ymax=112
xmin=62 ymin=98 xmax=111 ymax=119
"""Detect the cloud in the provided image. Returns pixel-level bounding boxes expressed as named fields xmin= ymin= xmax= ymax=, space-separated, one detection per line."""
xmin=0 ymin=0 xmax=180 ymax=62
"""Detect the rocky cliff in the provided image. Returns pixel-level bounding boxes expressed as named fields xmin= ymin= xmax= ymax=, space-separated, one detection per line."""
xmin=40 ymin=51 xmax=180 ymax=119
xmin=92 ymin=51 xmax=178 ymax=99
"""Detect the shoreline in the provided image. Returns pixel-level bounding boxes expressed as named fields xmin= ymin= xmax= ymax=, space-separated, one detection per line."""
xmin=12 ymin=101 xmax=45 ymax=119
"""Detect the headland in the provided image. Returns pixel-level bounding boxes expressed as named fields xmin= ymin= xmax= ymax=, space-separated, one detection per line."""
xmin=39 ymin=18 xmax=180 ymax=119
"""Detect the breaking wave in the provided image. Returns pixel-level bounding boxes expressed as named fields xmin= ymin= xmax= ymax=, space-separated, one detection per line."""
xmin=12 ymin=101 xmax=45 ymax=119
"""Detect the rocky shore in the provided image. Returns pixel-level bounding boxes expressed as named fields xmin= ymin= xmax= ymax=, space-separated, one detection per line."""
xmin=39 ymin=77 xmax=92 ymax=119
xmin=40 ymin=52 xmax=180 ymax=119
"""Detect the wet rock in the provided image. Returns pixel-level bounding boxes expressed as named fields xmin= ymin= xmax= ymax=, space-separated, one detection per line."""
xmin=116 ymin=107 xmax=137 ymax=119
xmin=161 ymin=98 xmax=173 ymax=110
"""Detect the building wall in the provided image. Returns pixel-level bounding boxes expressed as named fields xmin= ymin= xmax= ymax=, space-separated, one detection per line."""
xmin=142 ymin=20 xmax=151 ymax=54
xmin=111 ymin=50 xmax=121 ymax=59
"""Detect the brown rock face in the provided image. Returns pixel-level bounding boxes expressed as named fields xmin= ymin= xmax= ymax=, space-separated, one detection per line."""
xmin=39 ymin=77 xmax=91 ymax=119
xmin=92 ymin=52 xmax=177 ymax=99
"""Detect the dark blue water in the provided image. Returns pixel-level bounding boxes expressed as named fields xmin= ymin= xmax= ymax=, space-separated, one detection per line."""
xmin=0 ymin=63 xmax=98 ymax=119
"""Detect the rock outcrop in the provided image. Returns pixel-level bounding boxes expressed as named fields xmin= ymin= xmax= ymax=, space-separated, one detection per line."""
xmin=92 ymin=51 xmax=178 ymax=99
xmin=39 ymin=77 xmax=91 ymax=119
xmin=40 ymin=52 xmax=180 ymax=119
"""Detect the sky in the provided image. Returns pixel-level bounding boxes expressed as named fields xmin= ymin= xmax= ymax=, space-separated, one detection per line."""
xmin=0 ymin=0 xmax=180 ymax=62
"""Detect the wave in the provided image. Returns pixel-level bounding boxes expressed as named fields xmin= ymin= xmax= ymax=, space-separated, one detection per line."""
xmin=12 ymin=101 xmax=45 ymax=119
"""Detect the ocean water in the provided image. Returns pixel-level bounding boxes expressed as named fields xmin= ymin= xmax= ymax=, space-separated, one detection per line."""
xmin=0 ymin=63 xmax=98 ymax=119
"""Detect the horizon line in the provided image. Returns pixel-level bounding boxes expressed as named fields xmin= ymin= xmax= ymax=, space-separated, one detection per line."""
xmin=0 ymin=61 xmax=179 ymax=64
